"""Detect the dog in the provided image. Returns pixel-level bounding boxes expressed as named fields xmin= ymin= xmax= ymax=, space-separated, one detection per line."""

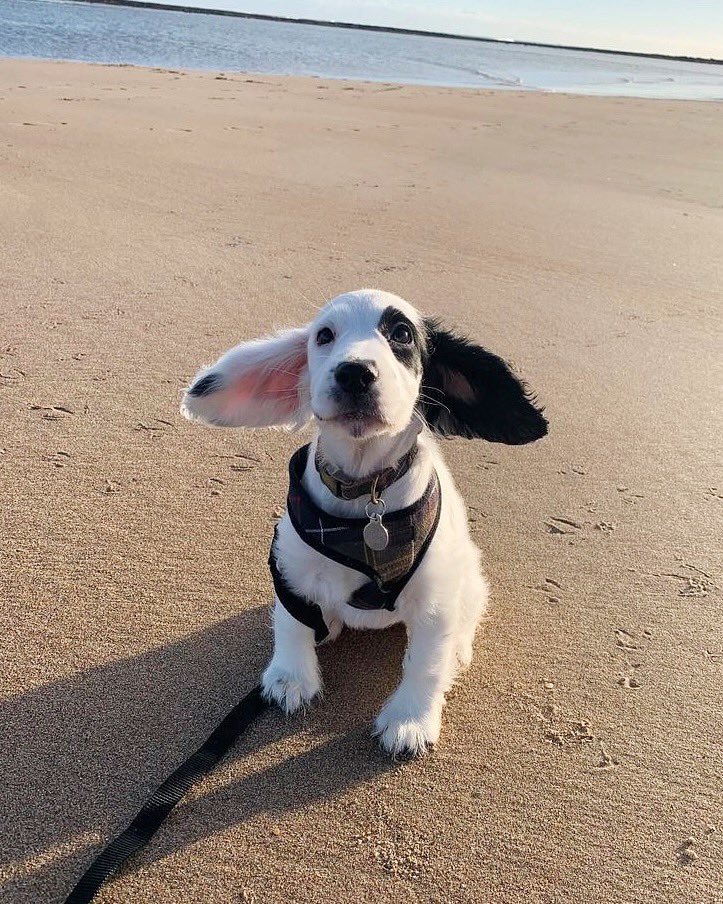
xmin=181 ymin=289 xmax=547 ymax=756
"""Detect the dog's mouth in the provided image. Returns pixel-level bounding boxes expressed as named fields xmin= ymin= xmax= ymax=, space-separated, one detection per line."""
xmin=316 ymin=404 xmax=389 ymax=437
xmin=337 ymin=413 xmax=388 ymax=438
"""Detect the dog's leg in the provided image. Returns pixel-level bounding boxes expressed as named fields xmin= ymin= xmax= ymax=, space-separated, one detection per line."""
xmin=374 ymin=610 xmax=456 ymax=757
xmin=261 ymin=600 xmax=321 ymax=714
xmin=456 ymin=570 xmax=489 ymax=669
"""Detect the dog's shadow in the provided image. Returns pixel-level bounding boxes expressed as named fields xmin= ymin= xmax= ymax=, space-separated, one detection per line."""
xmin=3 ymin=608 xmax=406 ymax=901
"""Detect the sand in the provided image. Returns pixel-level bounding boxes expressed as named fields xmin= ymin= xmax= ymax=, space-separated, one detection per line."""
xmin=1 ymin=58 xmax=721 ymax=904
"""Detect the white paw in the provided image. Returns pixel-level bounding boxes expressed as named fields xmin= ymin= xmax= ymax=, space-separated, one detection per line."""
xmin=261 ymin=660 xmax=321 ymax=714
xmin=374 ymin=696 xmax=442 ymax=758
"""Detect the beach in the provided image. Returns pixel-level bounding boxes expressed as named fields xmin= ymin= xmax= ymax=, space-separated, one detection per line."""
xmin=4 ymin=0 xmax=723 ymax=98
xmin=1 ymin=58 xmax=722 ymax=903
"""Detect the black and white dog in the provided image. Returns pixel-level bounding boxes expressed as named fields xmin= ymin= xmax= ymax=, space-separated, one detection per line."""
xmin=182 ymin=290 xmax=547 ymax=756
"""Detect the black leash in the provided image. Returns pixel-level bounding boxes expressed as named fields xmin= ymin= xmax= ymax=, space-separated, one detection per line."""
xmin=64 ymin=685 xmax=270 ymax=904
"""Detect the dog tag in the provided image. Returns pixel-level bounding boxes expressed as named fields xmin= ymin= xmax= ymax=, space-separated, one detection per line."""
xmin=364 ymin=515 xmax=389 ymax=551
xmin=364 ymin=498 xmax=389 ymax=551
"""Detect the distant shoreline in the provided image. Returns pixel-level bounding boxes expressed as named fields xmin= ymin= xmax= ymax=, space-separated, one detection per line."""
xmin=71 ymin=0 xmax=723 ymax=67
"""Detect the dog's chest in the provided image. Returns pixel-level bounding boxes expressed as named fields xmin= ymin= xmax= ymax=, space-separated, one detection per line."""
xmin=279 ymin=515 xmax=364 ymax=599
xmin=273 ymin=516 xmax=402 ymax=629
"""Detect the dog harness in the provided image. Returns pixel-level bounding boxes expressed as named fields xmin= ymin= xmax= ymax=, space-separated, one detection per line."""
xmin=269 ymin=444 xmax=441 ymax=643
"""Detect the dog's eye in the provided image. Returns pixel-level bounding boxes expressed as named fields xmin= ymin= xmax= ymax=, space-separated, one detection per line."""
xmin=390 ymin=323 xmax=413 ymax=345
xmin=316 ymin=327 xmax=334 ymax=346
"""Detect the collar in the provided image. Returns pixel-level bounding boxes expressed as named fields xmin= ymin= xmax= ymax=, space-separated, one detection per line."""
xmin=314 ymin=442 xmax=419 ymax=501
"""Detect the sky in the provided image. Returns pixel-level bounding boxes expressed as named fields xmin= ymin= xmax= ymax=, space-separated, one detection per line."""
xmin=154 ymin=1 xmax=723 ymax=58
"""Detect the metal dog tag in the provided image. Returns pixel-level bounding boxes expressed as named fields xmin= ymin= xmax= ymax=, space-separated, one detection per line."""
xmin=364 ymin=515 xmax=389 ymax=551
xmin=364 ymin=499 xmax=389 ymax=551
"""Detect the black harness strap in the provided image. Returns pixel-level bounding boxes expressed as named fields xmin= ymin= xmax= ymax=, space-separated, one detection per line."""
xmin=63 ymin=686 xmax=270 ymax=904
xmin=269 ymin=529 xmax=329 ymax=644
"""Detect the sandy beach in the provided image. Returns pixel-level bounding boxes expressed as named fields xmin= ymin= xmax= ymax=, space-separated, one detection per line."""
xmin=1 ymin=58 xmax=722 ymax=903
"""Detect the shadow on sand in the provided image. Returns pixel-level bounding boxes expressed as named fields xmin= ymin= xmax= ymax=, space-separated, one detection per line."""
xmin=2 ymin=608 xmax=406 ymax=901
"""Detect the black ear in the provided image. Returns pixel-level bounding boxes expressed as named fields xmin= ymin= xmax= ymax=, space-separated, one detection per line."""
xmin=421 ymin=319 xmax=548 ymax=444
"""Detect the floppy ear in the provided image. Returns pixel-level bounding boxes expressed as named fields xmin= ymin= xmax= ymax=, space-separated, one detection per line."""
xmin=181 ymin=326 xmax=311 ymax=429
xmin=421 ymin=319 xmax=548 ymax=444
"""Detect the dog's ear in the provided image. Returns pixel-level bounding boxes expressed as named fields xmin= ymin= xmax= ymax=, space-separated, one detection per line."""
xmin=421 ymin=319 xmax=548 ymax=444
xmin=181 ymin=326 xmax=311 ymax=429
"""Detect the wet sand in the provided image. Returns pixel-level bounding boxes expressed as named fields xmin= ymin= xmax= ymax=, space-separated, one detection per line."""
xmin=1 ymin=58 xmax=721 ymax=903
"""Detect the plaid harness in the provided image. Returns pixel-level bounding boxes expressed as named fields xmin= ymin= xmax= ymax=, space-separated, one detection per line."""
xmin=269 ymin=444 xmax=442 ymax=642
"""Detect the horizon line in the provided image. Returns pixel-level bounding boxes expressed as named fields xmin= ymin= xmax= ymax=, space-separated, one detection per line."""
xmin=73 ymin=0 xmax=723 ymax=66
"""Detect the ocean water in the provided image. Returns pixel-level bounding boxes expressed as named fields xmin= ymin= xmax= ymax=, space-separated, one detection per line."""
xmin=1 ymin=0 xmax=722 ymax=99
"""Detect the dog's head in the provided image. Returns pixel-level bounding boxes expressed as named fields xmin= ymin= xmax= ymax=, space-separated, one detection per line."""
xmin=181 ymin=289 xmax=547 ymax=444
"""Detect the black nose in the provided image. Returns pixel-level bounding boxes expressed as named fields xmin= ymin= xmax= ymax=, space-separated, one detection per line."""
xmin=335 ymin=361 xmax=378 ymax=394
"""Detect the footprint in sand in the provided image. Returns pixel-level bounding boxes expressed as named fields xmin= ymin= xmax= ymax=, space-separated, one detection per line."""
xmin=529 ymin=683 xmax=618 ymax=769
xmin=210 ymin=452 xmax=260 ymax=474
xmin=29 ymin=404 xmax=74 ymax=421
xmin=615 ymin=628 xmax=648 ymax=689
xmin=532 ymin=576 xmax=564 ymax=604
xmin=615 ymin=628 xmax=642 ymax=650
xmin=679 ymin=577 xmax=713 ymax=597
xmin=677 ymin=826 xmax=716 ymax=866
xmin=42 ymin=450 xmax=71 ymax=469
xmin=616 ymin=485 xmax=644 ymax=505
xmin=135 ymin=419 xmax=176 ymax=438
xmin=545 ymin=515 xmax=582 ymax=535
xmin=206 ymin=477 xmax=225 ymax=497
xmin=467 ymin=506 xmax=488 ymax=532
xmin=652 ymin=563 xmax=716 ymax=598
xmin=0 ymin=368 xmax=24 ymax=382
xmin=545 ymin=512 xmax=619 ymax=542
xmin=594 ymin=741 xmax=620 ymax=771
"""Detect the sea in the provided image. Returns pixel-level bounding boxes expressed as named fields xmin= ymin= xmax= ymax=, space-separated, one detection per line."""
xmin=1 ymin=0 xmax=722 ymax=100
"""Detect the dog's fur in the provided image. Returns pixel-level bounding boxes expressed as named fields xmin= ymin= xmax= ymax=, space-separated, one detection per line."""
xmin=182 ymin=289 xmax=547 ymax=756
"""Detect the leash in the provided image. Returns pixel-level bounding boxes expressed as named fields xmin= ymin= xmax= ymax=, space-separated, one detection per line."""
xmin=64 ymin=685 xmax=270 ymax=904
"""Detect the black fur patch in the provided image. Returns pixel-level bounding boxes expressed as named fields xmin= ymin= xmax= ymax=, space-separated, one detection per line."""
xmin=188 ymin=372 xmax=223 ymax=397
xmin=421 ymin=319 xmax=548 ymax=444
xmin=377 ymin=306 xmax=423 ymax=372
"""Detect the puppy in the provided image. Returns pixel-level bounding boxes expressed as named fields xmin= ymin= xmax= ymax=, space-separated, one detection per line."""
xmin=181 ymin=289 xmax=547 ymax=756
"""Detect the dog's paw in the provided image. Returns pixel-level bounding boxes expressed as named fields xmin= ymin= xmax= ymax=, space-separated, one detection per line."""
xmin=261 ymin=661 xmax=321 ymax=714
xmin=373 ymin=697 xmax=442 ymax=758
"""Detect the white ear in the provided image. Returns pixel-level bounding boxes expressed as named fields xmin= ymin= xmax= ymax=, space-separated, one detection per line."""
xmin=181 ymin=326 xmax=311 ymax=429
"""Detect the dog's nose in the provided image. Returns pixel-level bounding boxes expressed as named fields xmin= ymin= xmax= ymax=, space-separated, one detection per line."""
xmin=335 ymin=360 xmax=378 ymax=394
